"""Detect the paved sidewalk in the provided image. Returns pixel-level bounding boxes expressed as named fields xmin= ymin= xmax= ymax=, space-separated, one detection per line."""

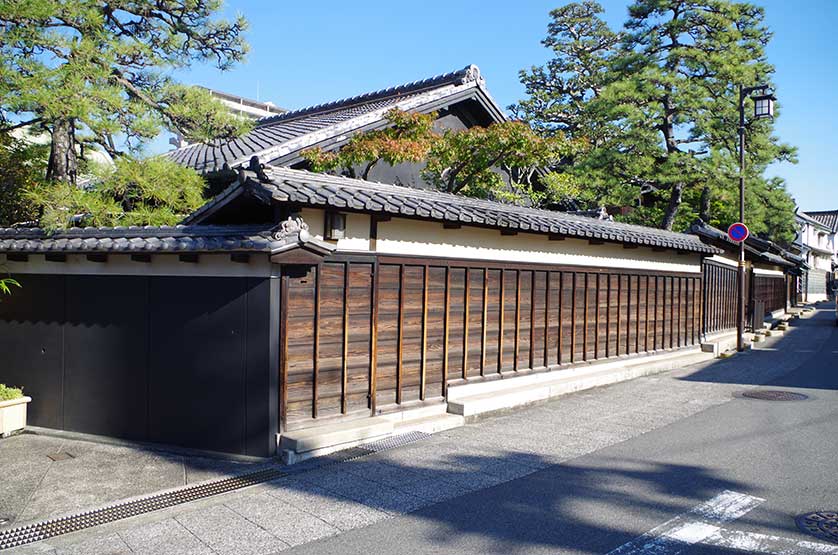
xmin=4 ymin=308 xmax=831 ymax=555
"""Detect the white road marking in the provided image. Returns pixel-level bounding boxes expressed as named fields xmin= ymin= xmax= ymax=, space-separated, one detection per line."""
xmin=606 ymin=490 xmax=765 ymax=555
xmin=606 ymin=490 xmax=838 ymax=554
xmin=705 ymin=528 xmax=838 ymax=554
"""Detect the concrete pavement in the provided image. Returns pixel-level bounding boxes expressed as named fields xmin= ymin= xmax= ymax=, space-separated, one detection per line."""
xmin=4 ymin=305 xmax=834 ymax=555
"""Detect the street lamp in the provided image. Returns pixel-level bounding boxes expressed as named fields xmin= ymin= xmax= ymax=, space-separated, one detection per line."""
xmin=736 ymin=84 xmax=775 ymax=351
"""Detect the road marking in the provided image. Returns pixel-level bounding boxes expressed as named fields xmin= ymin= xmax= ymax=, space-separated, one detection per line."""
xmin=607 ymin=491 xmax=838 ymax=554
xmin=606 ymin=490 xmax=765 ymax=555
xmin=705 ymin=528 xmax=838 ymax=554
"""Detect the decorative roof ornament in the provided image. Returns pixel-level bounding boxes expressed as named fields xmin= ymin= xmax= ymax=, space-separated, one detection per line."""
xmin=273 ymin=216 xmax=310 ymax=242
xmin=460 ymin=64 xmax=485 ymax=87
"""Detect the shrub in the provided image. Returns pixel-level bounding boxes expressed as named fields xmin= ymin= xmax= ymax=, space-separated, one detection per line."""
xmin=0 ymin=384 xmax=23 ymax=401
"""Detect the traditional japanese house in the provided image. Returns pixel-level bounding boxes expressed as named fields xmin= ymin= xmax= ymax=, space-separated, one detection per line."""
xmin=0 ymin=166 xmax=723 ymax=459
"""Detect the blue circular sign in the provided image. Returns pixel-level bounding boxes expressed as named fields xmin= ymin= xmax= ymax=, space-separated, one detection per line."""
xmin=728 ymin=222 xmax=749 ymax=242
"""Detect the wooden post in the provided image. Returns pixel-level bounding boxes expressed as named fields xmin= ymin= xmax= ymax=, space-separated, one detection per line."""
xmin=312 ymin=265 xmax=320 ymax=419
xmin=396 ymin=265 xmax=404 ymax=404
xmin=571 ymin=272 xmax=577 ymax=363
xmin=544 ymin=271 xmax=550 ymax=368
xmin=514 ymin=270 xmax=521 ymax=370
xmin=583 ymin=273 xmax=589 ymax=361
xmin=279 ymin=273 xmax=289 ymax=433
xmin=481 ymin=268 xmax=488 ymax=376
xmin=529 ymin=270 xmax=536 ymax=369
xmin=606 ymin=274 xmax=611 ymax=358
xmin=443 ymin=266 xmax=450 ymax=388
xmin=498 ymin=270 xmax=505 ymax=373
xmin=557 ymin=272 xmax=563 ymax=364
xmin=369 ymin=260 xmax=379 ymax=415
xmin=341 ymin=262 xmax=350 ymax=414
xmin=420 ymin=264 xmax=428 ymax=400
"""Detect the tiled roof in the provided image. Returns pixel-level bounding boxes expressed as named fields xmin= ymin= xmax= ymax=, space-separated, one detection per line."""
xmin=168 ymin=65 xmax=503 ymax=173
xmin=689 ymin=221 xmax=798 ymax=267
xmin=801 ymin=210 xmax=838 ymax=232
xmin=188 ymin=166 xmax=721 ymax=254
xmin=0 ymin=224 xmax=318 ymax=254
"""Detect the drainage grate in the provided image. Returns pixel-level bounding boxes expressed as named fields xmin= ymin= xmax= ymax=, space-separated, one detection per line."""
xmin=796 ymin=512 xmax=838 ymax=544
xmin=0 ymin=431 xmax=430 ymax=551
xmin=46 ymin=452 xmax=74 ymax=462
xmin=739 ymin=390 xmax=809 ymax=401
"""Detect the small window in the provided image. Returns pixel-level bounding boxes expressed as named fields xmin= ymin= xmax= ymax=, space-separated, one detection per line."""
xmin=325 ymin=212 xmax=346 ymax=241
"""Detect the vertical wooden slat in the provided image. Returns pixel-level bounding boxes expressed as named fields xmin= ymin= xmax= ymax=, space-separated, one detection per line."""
xmin=645 ymin=275 xmax=651 ymax=352
xmin=661 ymin=276 xmax=667 ymax=350
xmin=396 ymin=264 xmax=404 ymax=405
xmin=605 ymin=274 xmax=611 ymax=358
xmin=530 ymin=270 xmax=536 ymax=369
xmin=635 ymin=274 xmax=641 ymax=354
xmin=544 ymin=271 xmax=551 ymax=368
xmin=369 ymin=260 xmax=379 ymax=414
xmin=420 ymin=264 xmax=429 ymax=400
xmin=571 ymin=272 xmax=577 ymax=363
xmin=557 ymin=271 xmax=563 ymax=364
xmin=498 ymin=269 xmax=505 ymax=373
xmin=583 ymin=273 xmax=589 ymax=361
xmin=594 ymin=274 xmax=600 ymax=359
xmin=312 ymin=265 xmax=320 ymax=419
xmin=481 ymin=268 xmax=488 ymax=376
xmin=514 ymin=270 xmax=521 ymax=370
xmin=442 ymin=266 xmax=450 ymax=386
xmin=341 ymin=262 xmax=350 ymax=414
xmin=626 ymin=274 xmax=632 ymax=355
xmin=462 ymin=267 xmax=470 ymax=380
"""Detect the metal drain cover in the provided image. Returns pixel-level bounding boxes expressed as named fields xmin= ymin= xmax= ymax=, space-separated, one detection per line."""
xmin=796 ymin=512 xmax=838 ymax=544
xmin=47 ymin=452 xmax=75 ymax=462
xmin=740 ymin=390 xmax=809 ymax=401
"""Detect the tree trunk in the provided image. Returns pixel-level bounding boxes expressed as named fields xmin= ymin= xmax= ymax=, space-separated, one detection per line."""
xmin=46 ymin=118 xmax=78 ymax=183
xmin=699 ymin=186 xmax=711 ymax=222
xmin=660 ymin=183 xmax=683 ymax=230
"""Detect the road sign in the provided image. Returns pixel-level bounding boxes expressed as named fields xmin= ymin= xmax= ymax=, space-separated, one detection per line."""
xmin=727 ymin=222 xmax=749 ymax=242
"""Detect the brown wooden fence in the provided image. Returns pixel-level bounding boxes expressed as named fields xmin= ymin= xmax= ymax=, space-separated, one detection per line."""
xmin=280 ymin=255 xmax=702 ymax=431
xmin=702 ymin=261 xmax=738 ymax=335
xmin=753 ymin=274 xmax=786 ymax=314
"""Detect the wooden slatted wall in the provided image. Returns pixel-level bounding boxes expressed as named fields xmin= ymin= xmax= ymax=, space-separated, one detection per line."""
xmin=280 ymin=257 xmax=703 ymax=430
xmin=702 ymin=261 xmax=737 ymax=335
xmin=753 ymin=275 xmax=785 ymax=314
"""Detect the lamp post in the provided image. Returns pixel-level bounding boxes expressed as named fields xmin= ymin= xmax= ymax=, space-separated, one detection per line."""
xmin=736 ymin=84 xmax=776 ymax=351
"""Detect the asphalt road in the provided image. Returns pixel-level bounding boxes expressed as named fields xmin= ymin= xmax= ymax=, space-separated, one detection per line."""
xmin=285 ymin=306 xmax=838 ymax=555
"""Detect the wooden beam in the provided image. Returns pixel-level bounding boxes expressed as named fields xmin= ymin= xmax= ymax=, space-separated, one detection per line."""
xmin=86 ymin=253 xmax=107 ymax=263
xmin=588 ymin=239 xmax=605 ymax=246
xmin=622 ymin=243 xmax=639 ymax=249
xmin=230 ymin=253 xmax=250 ymax=264
xmin=6 ymin=253 xmax=28 ymax=262
xmin=369 ymin=217 xmax=378 ymax=252
xmin=443 ymin=222 xmax=462 ymax=229
xmin=341 ymin=262 xmax=350 ymax=414
xmin=462 ymin=267 xmax=470 ymax=380
xmin=130 ymin=253 xmax=151 ymax=263
xmin=178 ymin=253 xmax=198 ymax=263
xmin=549 ymin=234 xmax=566 ymax=241
xmin=45 ymin=253 xmax=66 ymax=263
xmin=652 ymin=246 xmax=667 ymax=252
xmin=312 ymin=265 xmax=320 ymax=419
xmin=501 ymin=228 xmax=518 ymax=236
xmin=420 ymin=265 xmax=429 ymax=400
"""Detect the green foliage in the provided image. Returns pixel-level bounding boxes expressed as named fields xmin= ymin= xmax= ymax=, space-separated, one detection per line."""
xmin=30 ymin=157 xmax=206 ymax=229
xmin=0 ymin=384 xmax=24 ymax=401
xmin=514 ymin=0 xmax=798 ymax=241
xmin=0 ymin=276 xmax=20 ymax=297
xmin=303 ymin=110 xmax=437 ymax=180
xmin=304 ymin=109 xmax=575 ymax=207
xmin=0 ymin=0 xmax=251 ymax=180
xmin=0 ymin=132 xmax=48 ymax=226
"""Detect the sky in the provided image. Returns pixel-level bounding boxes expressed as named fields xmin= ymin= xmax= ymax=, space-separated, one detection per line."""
xmin=172 ymin=0 xmax=838 ymax=212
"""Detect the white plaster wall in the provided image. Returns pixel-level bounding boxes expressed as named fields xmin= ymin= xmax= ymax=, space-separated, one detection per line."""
xmin=753 ymin=268 xmax=785 ymax=277
xmin=0 ymin=253 xmax=273 ymax=277
xmin=371 ymin=218 xmax=703 ymax=273
xmin=707 ymin=254 xmax=738 ymax=268
xmin=300 ymin=208 xmax=371 ymax=251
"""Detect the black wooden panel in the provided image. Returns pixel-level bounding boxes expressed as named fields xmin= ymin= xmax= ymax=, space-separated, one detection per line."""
xmin=245 ymin=277 xmax=273 ymax=457
xmin=63 ymin=276 xmax=149 ymax=440
xmin=148 ymin=277 xmax=248 ymax=454
xmin=0 ymin=274 xmax=64 ymax=429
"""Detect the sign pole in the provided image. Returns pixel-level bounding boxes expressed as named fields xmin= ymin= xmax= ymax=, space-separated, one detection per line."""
xmin=737 ymin=85 xmax=746 ymax=352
